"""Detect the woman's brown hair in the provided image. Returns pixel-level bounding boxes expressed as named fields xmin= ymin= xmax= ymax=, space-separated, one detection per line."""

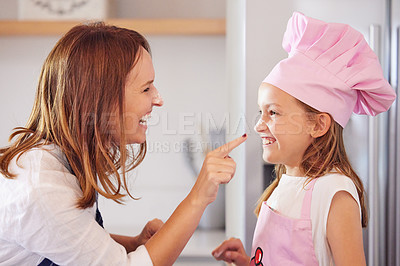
xmin=254 ymin=101 xmax=368 ymax=227
xmin=0 ymin=22 xmax=150 ymax=208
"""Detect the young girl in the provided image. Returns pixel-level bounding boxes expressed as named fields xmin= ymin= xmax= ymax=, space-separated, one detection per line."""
xmin=0 ymin=22 xmax=247 ymax=265
xmin=212 ymin=12 xmax=396 ymax=265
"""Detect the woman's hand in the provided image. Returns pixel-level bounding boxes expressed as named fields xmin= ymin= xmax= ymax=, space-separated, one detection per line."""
xmin=212 ymin=237 xmax=250 ymax=266
xmin=188 ymin=134 xmax=247 ymax=208
xmin=110 ymin=218 xmax=163 ymax=253
xmin=137 ymin=218 xmax=164 ymax=246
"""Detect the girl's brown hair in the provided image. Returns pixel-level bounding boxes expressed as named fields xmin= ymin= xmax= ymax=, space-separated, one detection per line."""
xmin=0 ymin=22 xmax=150 ymax=208
xmin=254 ymin=101 xmax=368 ymax=227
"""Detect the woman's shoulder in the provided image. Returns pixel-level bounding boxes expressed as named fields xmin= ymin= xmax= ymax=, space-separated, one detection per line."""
xmin=4 ymin=143 xmax=78 ymax=191
xmin=0 ymin=144 xmax=82 ymax=240
xmin=9 ymin=143 xmax=69 ymax=173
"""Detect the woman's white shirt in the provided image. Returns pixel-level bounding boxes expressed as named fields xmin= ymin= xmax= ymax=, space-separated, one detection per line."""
xmin=0 ymin=144 xmax=152 ymax=265
xmin=266 ymin=173 xmax=361 ymax=266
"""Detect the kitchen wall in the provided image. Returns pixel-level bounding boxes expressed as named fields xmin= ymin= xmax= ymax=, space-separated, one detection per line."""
xmin=0 ymin=0 xmax=225 ymax=19
xmin=0 ymin=0 xmax=227 ymax=241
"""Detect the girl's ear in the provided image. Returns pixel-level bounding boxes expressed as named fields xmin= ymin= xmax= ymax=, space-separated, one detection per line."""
xmin=311 ymin=113 xmax=331 ymax=138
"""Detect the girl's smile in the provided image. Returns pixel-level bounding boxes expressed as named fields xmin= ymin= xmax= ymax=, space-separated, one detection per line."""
xmin=261 ymin=136 xmax=276 ymax=146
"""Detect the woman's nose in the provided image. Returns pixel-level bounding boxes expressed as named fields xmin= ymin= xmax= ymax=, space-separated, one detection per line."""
xmin=153 ymin=91 xmax=164 ymax=107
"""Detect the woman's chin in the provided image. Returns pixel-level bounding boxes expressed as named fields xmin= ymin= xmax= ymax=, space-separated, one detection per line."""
xmin=124 ymin=125 xmax=147 ymax=144
xmin=127 ymin=136 xmax=146 ymax=144
xmin=123 ymin=131 xmax=147 ymax=144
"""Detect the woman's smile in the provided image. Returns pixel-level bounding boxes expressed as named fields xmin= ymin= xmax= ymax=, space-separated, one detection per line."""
xmin=139 ymin=112 xmax=152 ymax=129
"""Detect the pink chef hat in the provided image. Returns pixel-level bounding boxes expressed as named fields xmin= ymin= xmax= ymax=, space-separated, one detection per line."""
xmin=263 ymin=12 xmax=396 ymax=127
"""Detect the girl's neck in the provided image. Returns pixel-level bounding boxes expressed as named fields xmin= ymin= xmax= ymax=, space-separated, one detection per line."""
xmin=285 ymin=166 xmax=305 ymax=177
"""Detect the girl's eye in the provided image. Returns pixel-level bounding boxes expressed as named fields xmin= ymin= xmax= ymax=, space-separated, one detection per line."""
xmin=269 ymin=110 xmax=277 ymax=116
xmin=143 ymin=87 xmax=150 ymax=92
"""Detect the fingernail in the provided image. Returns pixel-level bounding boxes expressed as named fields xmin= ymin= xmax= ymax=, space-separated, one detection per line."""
xmin=242 ymin=133 xmax=247 ymax=138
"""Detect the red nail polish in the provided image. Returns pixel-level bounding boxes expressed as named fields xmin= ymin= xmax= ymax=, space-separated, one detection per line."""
xmin=242 ymin=133 xmax=247 ymax=137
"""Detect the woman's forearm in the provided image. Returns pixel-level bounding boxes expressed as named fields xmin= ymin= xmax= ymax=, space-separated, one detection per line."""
xmin=144 ymin=194 xmax=205 ymax=266
xmin=145 ymin=135 xmax=247 ymax=266
xmin=110 ymin=194 xmax=206 ymax=264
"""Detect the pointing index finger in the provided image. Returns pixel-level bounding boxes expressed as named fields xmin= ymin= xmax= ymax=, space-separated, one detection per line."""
xmin=214 ymin=134 xmax=247 ymax=157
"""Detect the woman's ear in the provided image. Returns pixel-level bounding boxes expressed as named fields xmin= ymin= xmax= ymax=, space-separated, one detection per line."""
xmin=311 ymin=113 xmax=331 ymax=138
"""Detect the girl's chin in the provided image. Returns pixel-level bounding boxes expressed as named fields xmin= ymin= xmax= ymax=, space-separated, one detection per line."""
xmin=263 ymin=159 xmax=275 ymax=165
xmin=262 ymin=153 xmax=277 ymax=165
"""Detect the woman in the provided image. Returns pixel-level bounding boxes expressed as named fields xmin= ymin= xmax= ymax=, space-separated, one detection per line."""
xmin=0 ymin=22 xmax=246 ymax=265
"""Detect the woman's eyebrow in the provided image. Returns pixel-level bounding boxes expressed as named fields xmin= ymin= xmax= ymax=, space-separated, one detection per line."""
xmin=140 ymin=80 xmax=154 ymax=88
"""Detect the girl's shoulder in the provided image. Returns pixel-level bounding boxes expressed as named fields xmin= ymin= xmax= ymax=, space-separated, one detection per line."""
xmin=315 ymin=172 xmax=356 ymax=188
xmin=313 ymin=172 xmax=360 ymax=208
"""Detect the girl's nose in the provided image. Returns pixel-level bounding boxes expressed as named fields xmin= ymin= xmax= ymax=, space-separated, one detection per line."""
xmin=254 ymin=118 xmax=268 ymax=133
xmin=153 ymin=91 xmax=164 ymax=107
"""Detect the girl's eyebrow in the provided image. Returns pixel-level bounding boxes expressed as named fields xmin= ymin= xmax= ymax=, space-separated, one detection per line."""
xmin=260 ymin=103 xmax=283 ymax=109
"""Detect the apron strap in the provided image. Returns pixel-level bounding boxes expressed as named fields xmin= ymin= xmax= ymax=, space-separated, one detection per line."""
xmin=300 ymin=178 xmax=317 ymax=219
xmin=95 ymin=192 xmax=104 ymax=228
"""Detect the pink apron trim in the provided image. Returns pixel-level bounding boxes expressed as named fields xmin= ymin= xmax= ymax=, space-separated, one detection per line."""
xmin=300 ymin=179 xmax=317 ymax=219
xmin=250 ymin=178 xmax=319 ymax=266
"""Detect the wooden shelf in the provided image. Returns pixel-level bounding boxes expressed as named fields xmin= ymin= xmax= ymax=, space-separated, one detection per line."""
xmin=0 ymin=19 xmax=226 ymax=36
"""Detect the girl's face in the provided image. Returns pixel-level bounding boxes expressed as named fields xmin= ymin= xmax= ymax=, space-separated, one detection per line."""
xmin=121 ymin=48 xmax=163 ymax=144
xmin=254 ymin=83 xmax=314 ymax=176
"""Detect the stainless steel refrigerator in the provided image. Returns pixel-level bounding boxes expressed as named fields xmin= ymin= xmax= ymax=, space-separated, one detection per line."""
xmin=389 ymin=1 xmax=400 ymax=265
xmin=249 ymin=1 xmax=399 ymax=265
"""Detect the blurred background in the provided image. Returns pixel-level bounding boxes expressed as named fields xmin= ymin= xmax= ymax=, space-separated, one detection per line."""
xmin=1 ymin=0 xmax=399 ymax=265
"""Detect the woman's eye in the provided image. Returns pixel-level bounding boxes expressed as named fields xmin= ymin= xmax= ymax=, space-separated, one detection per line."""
xmin=269 ymin=110 xmax=277 ymax=116
xmin=143 ymin=87 xmax=150 ymax=92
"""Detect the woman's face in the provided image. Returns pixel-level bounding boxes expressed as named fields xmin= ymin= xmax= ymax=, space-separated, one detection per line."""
xmin=121 ymin=48 xmax=163 ymax=144
xmin=254 ymin=83 xmax=314 ymax=176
